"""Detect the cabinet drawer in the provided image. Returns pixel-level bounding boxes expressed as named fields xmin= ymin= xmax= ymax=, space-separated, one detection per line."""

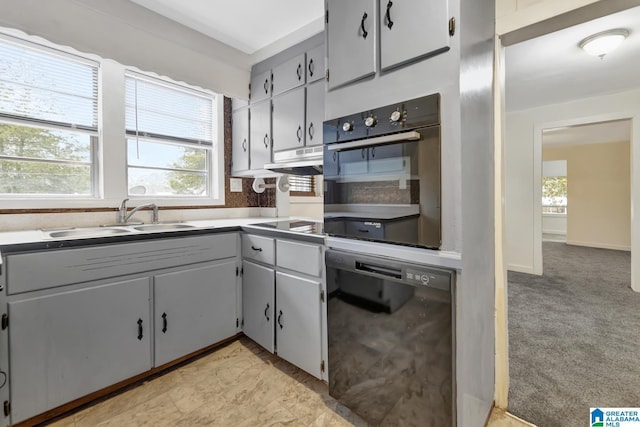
xmin=6 ymin=233 xmax=237 ymax=295
xmin=242 ymin=234 xmax=275 ymax=265
xmin=276 ymin=240 xmax=322 ymax=277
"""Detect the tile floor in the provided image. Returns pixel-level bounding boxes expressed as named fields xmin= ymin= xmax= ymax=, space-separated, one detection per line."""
xmin=45 ymin=337 xmax=534 ymax=426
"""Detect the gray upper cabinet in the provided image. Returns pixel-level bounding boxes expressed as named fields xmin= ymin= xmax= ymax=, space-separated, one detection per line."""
xmin=249 ymin=100 xmax=272 ymax=170
xmin=272 ymin=53 xmax=306 ymax=96
xmin=305 ymin=81 xmax=325 ymax=147
xmin=272 ymin=87 xmax=306 ymax=153
xmin=8 ymin=277 xmax=152 ymax=424
xmin=231 ymin=107 xmax=250 ymax=175
xmin=153 ymin=261 xmax=237 ymax=367
xmin=379 ymin=0 xmax=450 ymax=71
xmin=250 ymin=70 xmax=271 ymax=103
xmin=306 ymin=45 xmax=325 ymax=83
xmin=326 ymin=0 xmax=376 ymax=90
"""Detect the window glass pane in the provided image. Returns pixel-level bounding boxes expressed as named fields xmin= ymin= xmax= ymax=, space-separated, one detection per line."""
xmin=289 ymin=175 xmax=315 ymax=193
xmin=542 ymin=176 xmax=567 ymax=214
xmin=125 ymin=75 xmax=213 ymax=143
xmin=0 ymin=123 xmax=91 ymax=162
xmin=0 ymin=38 xmax=98 ymax=127
xmin=0 ymin=159 xmax=91 ymax=195
xmin=128 ymin=167 xmax=207 ymax=196
xmin=127 ymin=139 xmax=206 ymax=171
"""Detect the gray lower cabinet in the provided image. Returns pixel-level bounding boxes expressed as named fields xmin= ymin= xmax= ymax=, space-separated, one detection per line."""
xmin=275 ymin=272 xmax=322 ymax=379
xmin=326 ymin=0 xmax=376 ymax=90
xmin=249 ymin=100 xmax=272 ymax=171
xmin=154 ymin=260 xmax=238 ymax=366
xmin=231 ymin=107 xmax=250 ymax=175
xmin=8 ymin=277 xmax=152 ymax=424
xmin=272 ymin=87 xmax=306 ymax=153
xmin=241 ymin=260 xmax=275 ymax=352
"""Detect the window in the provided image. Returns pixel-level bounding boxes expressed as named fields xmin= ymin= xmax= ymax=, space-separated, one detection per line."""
xmin=289 ymin=175 xmax=316 ymax=196
xmin=125 ymin=72 xmax=216 ymax=197
xmin=0 ymin=35 xmax=98 ymax=196
xmin=542 ymin=176 xmax=567 ymax=214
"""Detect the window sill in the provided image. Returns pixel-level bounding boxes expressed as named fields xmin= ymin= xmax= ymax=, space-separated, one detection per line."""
xmin=290 ymin=196 xmax=323 ymax=204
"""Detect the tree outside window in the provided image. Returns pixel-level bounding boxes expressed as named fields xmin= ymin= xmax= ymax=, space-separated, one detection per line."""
xmin=542 ymin=176 xmax=567 ymax=214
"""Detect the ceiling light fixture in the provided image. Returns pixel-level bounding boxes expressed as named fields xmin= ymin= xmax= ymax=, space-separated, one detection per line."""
xmin=579 ymin=28 xmax=629 ymax=58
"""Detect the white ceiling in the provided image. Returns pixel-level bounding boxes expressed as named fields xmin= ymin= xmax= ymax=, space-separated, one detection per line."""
xmin=542 ymin=119 xmax=631 ymax=146
xmin=130 ymin=0 xmax=324 ymax=56
xmin=505 ymin=5 xmax=640 ymax=112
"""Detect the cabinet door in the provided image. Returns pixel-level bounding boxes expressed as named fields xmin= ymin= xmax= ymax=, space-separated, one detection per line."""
xmin=154 ymin=261 xmax=237 ymax=367
xmin=9 ymin=278 xmax=151 ymax=424
xmin=379 ymin=0 xmax=450 ymax=71
xmin=250 ymin=70 xmax=271 ymax=103
xmin=275 ymin=272 xmax=322 ymax=378
xmin=232 ymin=107 xmax=250 ymax=174
xmin=249 ymin=100 xmax=271 ymax=170
xmin=306 ymin=45 xmax=325 ymax=83
xmin=242 ymin=260 xmax=275 ymax=353
xmin=326 ymin=0 xmax=376 ymax=90
xmin=272 ymin=87 xmax=305 ymax=153
xmin=272 ymin=53 xmax=306 ymax=96
xmin=305 ymin=81 xmax=324 ymax=147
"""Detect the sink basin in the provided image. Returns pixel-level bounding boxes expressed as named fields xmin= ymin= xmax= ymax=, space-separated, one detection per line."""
xmin=132 ymin=224 xmax=196 ymax=232
xmin=48 ymin=227 xmax=130 ymax=238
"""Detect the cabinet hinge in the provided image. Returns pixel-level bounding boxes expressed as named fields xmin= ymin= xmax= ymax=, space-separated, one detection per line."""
xmin=248 ymin=83 xmax=251 ymax=100
xmin=320 ymin=360 xmax=325 ymax=373
xmin=241 ymin=267 xmax=244 ymax=276
xmin=449 ymin=17 xmax=456 ymax=37
xmin=236 ymin=318 xmax=239 ymax=328
xmin=241 ymin=318 xmax=245 ymax=328
xmin=1 ymin=314 xmax=7 ymax=330
xmin=326 ymin=68 xmax=329 ymax=81
xmin=320 ymin=290 xmax=325 ymax=303
xmin=325 ymin=9 xmax=328 ymax=24
xmin=236 ymin=266 xmax=239 ymax=276
xmin=3 ymin=401 xmax=10 ymax=417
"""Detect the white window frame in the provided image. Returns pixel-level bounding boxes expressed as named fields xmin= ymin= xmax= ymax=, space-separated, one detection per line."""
xmin=0 ymin=28 xmax=225 ymax=209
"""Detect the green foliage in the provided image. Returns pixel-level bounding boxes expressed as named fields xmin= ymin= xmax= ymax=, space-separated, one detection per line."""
xmin=168 ymin=147 xmax=207 ymax=195
xmin=542 ymin=176 xmax=567 ymax=199
xmin=0 ymin=124 xmax=91 ymax=194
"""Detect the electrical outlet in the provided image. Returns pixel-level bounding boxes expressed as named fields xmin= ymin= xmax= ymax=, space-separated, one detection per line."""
xmin=230 ymin=178 xmax=243 ymax=193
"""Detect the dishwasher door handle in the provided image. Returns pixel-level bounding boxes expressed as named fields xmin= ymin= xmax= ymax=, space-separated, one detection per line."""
xmin=355 ymin=261 xmax=402 ymax=279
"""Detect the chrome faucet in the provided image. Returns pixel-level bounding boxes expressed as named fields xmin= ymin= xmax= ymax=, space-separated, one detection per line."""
xmin=118 ymin=198 xmax=159 ymax=224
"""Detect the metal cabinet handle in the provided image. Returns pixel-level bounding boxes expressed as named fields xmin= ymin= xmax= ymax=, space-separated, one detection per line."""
xmin=308 ymin=58 xmax=314 ymax=77
xmin=242 ymin=138 xmax=247 ymax=152
xmin=308 ymin=122 xmax=314 ymax=140
xmin=332 ymin=151 xmax=337 ymax=162
xmin=263 ymin=133 xmax=269 ymax=148
xmin=297 ymin=125 xmax=303 ymax=142
xmin=371 ymin=147 xmax=375 ymax=158
xmin=277 ymin=310 xmax=283 ymax=329
xmin=296 ymin=63 xmax=302 ymax=80
xmin=251 ymin=245 xmax=263 ymax=252
xmin=263 ymin=78 xmax=269 ymax=94
xmin=264 ymin=303 xmax=270 ymax=321
xmin=360 ymin=12 xmax=368 ymax=39
xmin=385 ymin=1 xmax=394 ymax=29
xmin=361 ymin=148 xmax=366 ymax=159
xmin=137 ymin=318 xmax=143 ymax=340
xmin=162 ymin=312 xmax=167 ymax=333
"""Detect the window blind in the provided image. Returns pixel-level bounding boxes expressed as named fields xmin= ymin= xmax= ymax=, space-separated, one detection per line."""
xmin=0 ymin=35 xmax=98 ymax=130
xmin=289 ymin=175 xmax=315 ymax=195
xmin=125 ymin=72 xmax=214 ymax=145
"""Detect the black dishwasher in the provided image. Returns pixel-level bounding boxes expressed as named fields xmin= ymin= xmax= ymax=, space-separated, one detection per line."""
xmin=326 ymin=249 xmax=455 ymax=426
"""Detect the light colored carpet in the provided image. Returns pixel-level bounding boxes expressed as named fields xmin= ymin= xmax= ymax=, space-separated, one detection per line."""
xmin=508 ymin=242 xmax=638 ymax=427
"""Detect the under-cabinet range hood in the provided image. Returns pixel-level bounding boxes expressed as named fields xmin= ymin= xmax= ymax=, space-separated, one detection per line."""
xmin=264 ymin=145 xmax=323 ymax=176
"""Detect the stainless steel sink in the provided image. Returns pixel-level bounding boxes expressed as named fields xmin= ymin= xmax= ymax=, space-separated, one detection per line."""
xmin=132 ymin=224 xmax=196 ymax=231
xmin=48 ymin=227 xmax=130 ymax=238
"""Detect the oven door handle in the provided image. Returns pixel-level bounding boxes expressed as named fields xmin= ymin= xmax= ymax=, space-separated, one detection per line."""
xmin=326 ymin=131 xmax=421 ymax=151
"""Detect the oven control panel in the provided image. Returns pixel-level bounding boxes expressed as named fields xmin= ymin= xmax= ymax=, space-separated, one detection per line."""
xmin=323 ymin=93 xmax=440 ymax=144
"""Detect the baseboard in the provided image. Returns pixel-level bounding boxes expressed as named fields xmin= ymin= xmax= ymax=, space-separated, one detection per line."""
xmin=542 ymin=230 xmax=566 ymax=236
xmin=506 ymin=263 xmax=537 ymax=274
xmin=566 ymin=240 xmax=631 ymax=251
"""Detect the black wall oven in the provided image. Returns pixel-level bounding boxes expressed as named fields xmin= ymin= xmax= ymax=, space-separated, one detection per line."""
xmin=323 ymin=94 xmax=441 ymax=249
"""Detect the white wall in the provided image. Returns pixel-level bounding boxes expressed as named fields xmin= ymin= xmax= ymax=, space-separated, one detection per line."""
xmin=0 ymin=0 xmax=251 ymax=98
xmin=504 ymin=88 xmax=640 ymax=292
